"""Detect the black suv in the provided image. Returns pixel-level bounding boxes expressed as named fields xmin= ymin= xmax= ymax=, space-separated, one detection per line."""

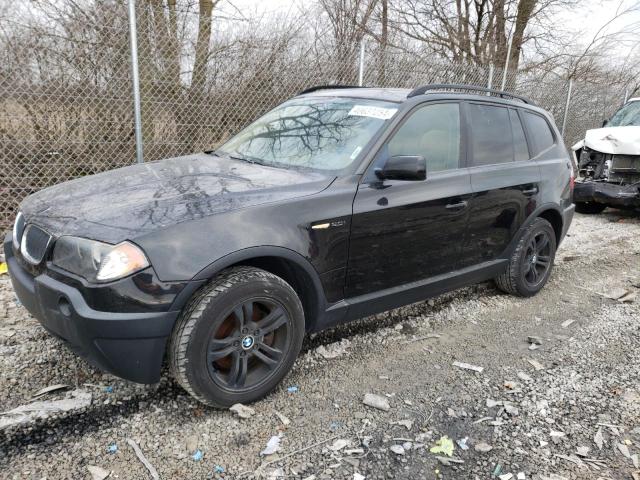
xmin=5 ymin=84 xmax=574 ymax=407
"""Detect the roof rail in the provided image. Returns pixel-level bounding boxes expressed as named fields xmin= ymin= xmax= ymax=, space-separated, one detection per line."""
xmin=407 ymin=84 xmax=532 ymax=104
xmin=298 ymin=85 xmax=362 ymax=95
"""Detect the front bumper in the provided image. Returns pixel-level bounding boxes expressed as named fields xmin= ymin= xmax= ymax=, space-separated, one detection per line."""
xmin=573 ymin=181 xmax=640 ymax=208
xmin=4 ymin=234 xmax=181 ymax=383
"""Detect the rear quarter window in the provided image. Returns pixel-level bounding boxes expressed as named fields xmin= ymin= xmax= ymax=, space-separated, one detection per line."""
xmin=522 ymin=111 xmax=555 ymax=157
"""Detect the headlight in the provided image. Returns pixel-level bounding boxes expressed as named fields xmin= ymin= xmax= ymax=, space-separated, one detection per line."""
xmin=12 ymin=212 xmax=25 ymax=248
xmin=52 ymin=236 xmax=149 ymax=283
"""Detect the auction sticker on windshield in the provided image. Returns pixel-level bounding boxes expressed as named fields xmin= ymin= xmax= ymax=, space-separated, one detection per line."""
xmin=348 ymin=105 xmax=397 ymax=120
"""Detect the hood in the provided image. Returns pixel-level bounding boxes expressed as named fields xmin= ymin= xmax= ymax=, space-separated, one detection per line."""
xmin=572 ymin=126 xmax=640 ymax=155
xmin=20 ymin=153 xmax=333 ymax=243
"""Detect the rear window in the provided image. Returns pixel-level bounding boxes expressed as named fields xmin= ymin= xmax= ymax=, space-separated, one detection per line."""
xmin=468 ymin=104 xmax=514 ymax=166
xmin=522 ymin=111 xmax=555 ymax=156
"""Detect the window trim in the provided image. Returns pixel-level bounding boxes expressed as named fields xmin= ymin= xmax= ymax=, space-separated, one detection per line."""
xmin=519 ymin=109 xmax=557 ymax=159
xmin=361 ymin=100 xmax=466 ymax=183
xmin=509 ymin=108 xmax=532 ymax=161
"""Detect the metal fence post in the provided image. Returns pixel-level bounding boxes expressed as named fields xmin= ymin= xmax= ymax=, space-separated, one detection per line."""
xmin=500 ymin=36 xmax=513 ymax=91
xmin=561 ymin=78 xmax=573 ymax=138
xmin=128 ymin=0 xmax=144 ymax=164
xmin=487 ymin=64 xmax=494 ymax=94
xmin=358 ymin=42 xmax=365 ymax=86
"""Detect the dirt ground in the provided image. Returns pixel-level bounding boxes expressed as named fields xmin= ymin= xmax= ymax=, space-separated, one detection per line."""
xmin=1 ymin=210 xmax=639 ymax=480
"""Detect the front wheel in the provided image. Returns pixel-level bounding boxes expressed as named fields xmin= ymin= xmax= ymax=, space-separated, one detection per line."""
xmin=495 ymin=217 xmax=557 ymax=297
xmin=169 ymin=267 xmax=305 ymax=407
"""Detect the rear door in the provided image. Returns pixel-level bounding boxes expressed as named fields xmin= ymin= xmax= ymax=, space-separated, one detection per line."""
xmin=346 ymin=102 xmax=473 ymax=297
xmin=461 ymin=102 xmax=541 ymax=267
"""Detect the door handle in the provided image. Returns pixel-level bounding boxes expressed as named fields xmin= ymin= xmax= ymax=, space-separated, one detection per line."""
xmin=445 ymin=201 xmax=468 ymax=210
xmin=522 ymin=187 xmax=538 ymax=196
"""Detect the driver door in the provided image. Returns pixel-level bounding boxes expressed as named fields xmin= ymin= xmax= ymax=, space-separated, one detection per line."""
xmin=345 ymin=102 xmax=473 ymax=298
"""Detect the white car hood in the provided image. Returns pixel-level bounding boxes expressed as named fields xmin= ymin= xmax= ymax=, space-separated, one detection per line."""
xmin=572 ymin=126 xmax=640 ymax=155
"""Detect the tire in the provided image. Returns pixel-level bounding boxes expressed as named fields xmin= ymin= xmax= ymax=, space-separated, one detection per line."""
xmin=574 ymin=202 xmax=607 ymax=214
xmin=169 ymin=266 xmax=305 ymax=407
xmin=495 ymin=217 xmax=557 ymax=297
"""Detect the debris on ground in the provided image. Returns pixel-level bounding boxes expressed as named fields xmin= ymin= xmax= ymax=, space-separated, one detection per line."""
xmin=329 ymin=439 xmax=349 ymax=451
xmin=452 ymin=361 xmax=484 ymax=373
xmin=31 ymin=384 xmax=70 ymax=399
xmin=389 ymin=444 xmax=405 ymax=455
xmin=0 ymin=262 xmax=7 ymax=275
xmin=192 ymin=449 xmax=203 ymax=461
xmin=107 ymin=443 xmax=118 ymax=454
xmin=456 ymin=437 xmax=469 ymax=450
xmin=392 ymin=419 xmax=413 ymax=430
xmin=260 ymin=435 xmax=282 ymax=456
xmin=229 ymin=403 xmax=255 ymax=419
xmin=435 ymin=455 xmax=464 ymax=466
xmin=576 ymin=445 xmax=590 ymax=457
xmin=87 ymin=465 xmax=110 ymax=480
xmin=126 ymin=439 xmax=159 ymax=480
xmin=429 ymin=436 xmax=454 ymax=456
xmin=275 ymin=410 xmax=291 ymax=426
xmin=362 ymin=393 xmax=390 ymax=411
xmin=527 ymin=359 xmax=544 ymax=371
xmin=474 ymin=442 xmax=493 ymax=453
xmin=287 ymin=386 xmax=299 ymax=393
xmin=0 ymin=390 xmax=92 ymax=429
xmin=316 ymin=338 xmax=350 ymax=359
xmin=527 ymin=336 xmax=542 ymax=345
xmin=561 ymin=319 xmax=575 ymax=328
xmin=594 ymin=428 xmax=604 ymax=449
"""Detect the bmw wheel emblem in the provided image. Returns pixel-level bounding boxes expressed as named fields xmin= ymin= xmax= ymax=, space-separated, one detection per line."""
xmin=241 ymin=335 xmax=255 ymax=350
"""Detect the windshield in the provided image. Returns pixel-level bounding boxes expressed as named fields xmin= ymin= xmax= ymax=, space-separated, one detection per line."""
xmin=608 ymin=101 xmax=640 ymax=127
xmin=216 ymin=97 xmax=398 ymax=172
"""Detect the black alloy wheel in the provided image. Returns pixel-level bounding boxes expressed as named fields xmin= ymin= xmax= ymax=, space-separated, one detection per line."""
xmin=521 ymin=231 xmax=552 ymax=288
xmin=495 ymin=217 xmax=557 ymax=297
xmin=207 ymin=298 xmax=292 ymax=392
xmin=170 ymin=267 xmax=305 ymax=407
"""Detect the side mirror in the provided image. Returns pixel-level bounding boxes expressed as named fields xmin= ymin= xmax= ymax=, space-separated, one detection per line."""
xmin=375 ymin=155 xmax=426 ymax=181
xmin=602 ymin=119 xmax=609 ymax=127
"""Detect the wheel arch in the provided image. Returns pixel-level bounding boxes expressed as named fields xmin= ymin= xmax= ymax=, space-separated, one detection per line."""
xmin=503 ymin=204 xmax=564 ymax=259
xmin=537 ymin=207 xmax=563 ymax=245
xmin=173 ymin=247 xmax=327 ymax=332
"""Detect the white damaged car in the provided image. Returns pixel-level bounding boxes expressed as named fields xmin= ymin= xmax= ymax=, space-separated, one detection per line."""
xmin=572 ymin=97 xmax=640 ymax=213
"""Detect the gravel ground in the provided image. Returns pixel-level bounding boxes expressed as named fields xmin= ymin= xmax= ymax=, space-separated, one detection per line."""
xmin=1 ymin=210 xmax=639 ymax=480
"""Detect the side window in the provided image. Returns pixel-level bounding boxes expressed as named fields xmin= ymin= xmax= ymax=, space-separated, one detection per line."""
xmin=509 ymin=109 xmax=530 ymax=161
xmin=468 ymin=104 xmax=513 ymax=166
xmin=387 ymin=103 xmax=460 ymax=173
xmin=522 ymin=111 xmax=555 ymax=157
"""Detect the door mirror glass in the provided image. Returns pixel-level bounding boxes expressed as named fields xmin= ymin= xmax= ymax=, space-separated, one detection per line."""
xmin=375 ymin=155 xmax=426 ymax=181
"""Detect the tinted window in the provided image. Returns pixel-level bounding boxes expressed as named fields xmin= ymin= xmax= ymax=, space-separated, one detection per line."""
xmin=387 ymin=103 xmax=460 ymax=172
xmin=509 ymin=109 xmax=529 ymax=161
xmin=522 ymin=111 xmax=555 ymax=156
xmin=469 ymin=104 xmax=513 ymax=166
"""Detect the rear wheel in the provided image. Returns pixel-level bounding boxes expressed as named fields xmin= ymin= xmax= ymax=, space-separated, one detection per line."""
xmin=574 ymin=202 xmax=607 ymax=214
xmin=169 ymin=266 xmax=305 ymax=407
xmin=495 ymin=217 xmax=556 ymax=297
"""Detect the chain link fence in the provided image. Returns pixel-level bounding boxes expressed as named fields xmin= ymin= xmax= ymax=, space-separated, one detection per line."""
xmin=0 ymin=2 xmax=632 ymax=229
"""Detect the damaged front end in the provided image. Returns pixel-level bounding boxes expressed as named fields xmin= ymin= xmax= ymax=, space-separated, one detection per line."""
xmin=572 ymin=100 xmax=640 ymax=211
xmin=573 ymin=147 xmax=640 ymax=208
